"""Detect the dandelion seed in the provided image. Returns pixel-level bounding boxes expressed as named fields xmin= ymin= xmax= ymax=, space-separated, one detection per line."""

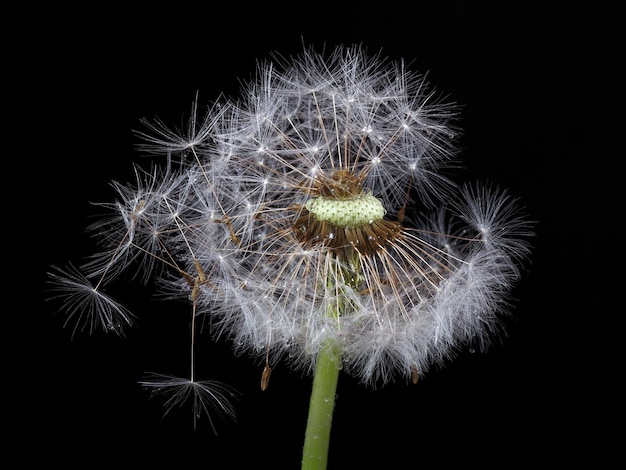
xmin=47 ymin=263 xmax=135 ymax=337
xmin=139 ymin=373 xmax=239 ymax=432
xmin=261 ymin=363 xmax=272 ymax=391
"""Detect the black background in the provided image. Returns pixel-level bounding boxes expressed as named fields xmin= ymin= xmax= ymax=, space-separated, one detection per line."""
xmin=15 ymin=1 xmax=623 ymax=467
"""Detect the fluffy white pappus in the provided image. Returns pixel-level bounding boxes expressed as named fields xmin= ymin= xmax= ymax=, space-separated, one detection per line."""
xmin=138 ymin=373 xmax=239 ymax=432
xmin=47 ymin=263 xmax=135 ymax=337
xmin=457 ymin=183 xmax=535 ymax=262
xmin=135 ymin=97 xmax=224 ymax=155
xmin=227 ymin=45 xmax=461 ymax=212
xmin=49 ymin=44 xmax=533 ymax=387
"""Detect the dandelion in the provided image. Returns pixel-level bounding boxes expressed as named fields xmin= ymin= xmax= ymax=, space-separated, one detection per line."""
xmin=48 ymin=45 xmax=533 ymax=469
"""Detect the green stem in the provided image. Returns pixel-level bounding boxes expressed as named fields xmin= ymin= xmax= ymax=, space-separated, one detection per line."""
xmin=301 ymin=340 xmax=341 ymax=470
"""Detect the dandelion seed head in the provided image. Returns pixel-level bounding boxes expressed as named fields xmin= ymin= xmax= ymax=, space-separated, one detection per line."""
xmin=48 ymin=44 xmax=533 ymax=387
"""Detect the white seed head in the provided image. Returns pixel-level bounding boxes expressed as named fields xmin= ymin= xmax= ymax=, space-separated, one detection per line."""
xmin=48 ymin=44 xmax=533 ymax=387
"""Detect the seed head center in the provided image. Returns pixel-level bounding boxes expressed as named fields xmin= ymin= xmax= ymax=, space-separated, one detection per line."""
xmin=305 ymin=192 xmax=386 ymax=229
